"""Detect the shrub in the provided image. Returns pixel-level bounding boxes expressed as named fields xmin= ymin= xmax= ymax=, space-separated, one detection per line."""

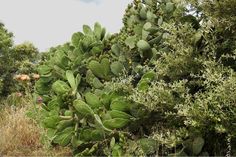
xmin=0 ymin=24 xmax=39 ymax=98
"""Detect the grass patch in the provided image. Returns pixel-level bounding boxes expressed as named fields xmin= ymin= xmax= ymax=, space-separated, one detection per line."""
xmin=0 ymin=104 xmax=72 ymax=156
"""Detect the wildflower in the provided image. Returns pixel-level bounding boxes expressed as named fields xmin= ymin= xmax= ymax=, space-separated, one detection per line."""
xmin=14 ymin=74 xmax=21 ymax=80
xmin=20 ymin=74 xmax=30 ymax=81
xmin=32 ymin=74 xmax=40 ymax=80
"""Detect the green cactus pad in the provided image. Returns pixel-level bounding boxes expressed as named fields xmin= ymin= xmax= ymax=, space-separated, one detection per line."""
xmin=73 ymin=99 xmax=94 ymax=116
xmin=108 ymin=110 xmax=133 ymax=119
xmin=52 ymin=80 xmax=71 ymax=95
xmin=85 ymin=92 xmax=102 ymax=109
xmin=137 ymin=40 xmax=151 ymax=51
xmin=88 ymin=60 xmax=106 ymax=79
xmin=103 ymin=118 xmax=130 ymax=129
xmin=110 ymin=61 xmax=124 ymax=76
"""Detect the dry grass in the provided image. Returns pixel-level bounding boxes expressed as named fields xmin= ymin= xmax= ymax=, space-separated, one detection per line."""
xmin=0 ymin=106 xmax=72 ymax=156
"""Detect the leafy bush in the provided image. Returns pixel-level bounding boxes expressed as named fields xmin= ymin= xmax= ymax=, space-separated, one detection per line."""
xmin=35 ymin=0 xmax=236 ymax=156
xmin=0 ymin=23 xmax=39 ymax=98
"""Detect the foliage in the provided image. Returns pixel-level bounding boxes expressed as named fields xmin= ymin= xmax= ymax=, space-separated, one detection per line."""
xmin=35 ymin=0 xmax=236 ymax=156
xmin=0 ymin=24 xmax=39 ymax=97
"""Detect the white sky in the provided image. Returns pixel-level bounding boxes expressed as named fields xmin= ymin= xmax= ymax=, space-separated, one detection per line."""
xmin=0 ymin=0 xmax=132 ymax=51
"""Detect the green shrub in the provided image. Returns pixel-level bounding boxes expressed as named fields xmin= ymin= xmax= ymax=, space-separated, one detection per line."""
xmin=0 ymin=24 xmax=39 ymax=98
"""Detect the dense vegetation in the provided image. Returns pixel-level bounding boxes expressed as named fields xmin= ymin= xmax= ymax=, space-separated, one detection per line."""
xmin=0 ymin=23 xmax=39 ymax=98
xmin=1 ymin=0 xmax=236 ymax=156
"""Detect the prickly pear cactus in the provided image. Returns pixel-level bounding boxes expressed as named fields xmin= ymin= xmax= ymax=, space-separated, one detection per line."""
xmin=35 ymin=0 xmax=209 ymax=156
xmin=35 ymin=22 xmax=140 ymax=156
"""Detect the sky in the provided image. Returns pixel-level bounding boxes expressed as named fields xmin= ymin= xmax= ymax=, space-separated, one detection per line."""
xmin=0 ymin=0 xmax=132 ymax=51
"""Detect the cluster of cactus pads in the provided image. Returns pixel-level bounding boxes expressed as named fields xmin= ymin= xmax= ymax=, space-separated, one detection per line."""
xmin=35 ymin=0 xmax=207 ymax=156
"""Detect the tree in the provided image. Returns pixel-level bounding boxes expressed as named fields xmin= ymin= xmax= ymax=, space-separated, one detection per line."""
xmin=0 ymin=23 xmax=39 ymax=97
